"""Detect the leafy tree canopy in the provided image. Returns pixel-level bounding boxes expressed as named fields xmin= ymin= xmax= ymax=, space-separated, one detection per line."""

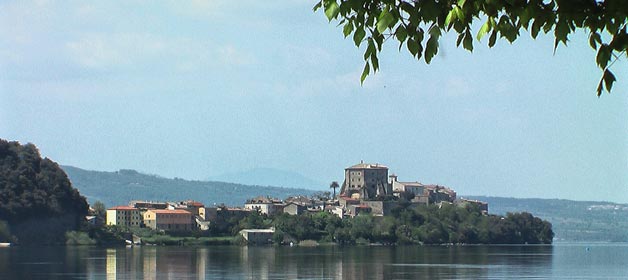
xmin=0 ymin=139 xmax=89 ymax=244
xmin=315 ymin=0 xmax=627 ymax=96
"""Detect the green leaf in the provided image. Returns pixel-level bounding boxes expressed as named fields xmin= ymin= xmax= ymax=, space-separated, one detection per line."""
xmin=425 ymin=36 xmax=439 ymax=64
xmin=477 ymin=20 xmax=491 ymax=40
xmin=429 ymin=25 xmax=441 ymax=37
xmin=457 ymin=0 xmax=466 ymax=7
xmin=531 ymin=18 xmax=542 ymax=39
xmin=364 ymin=40 xmax=375 ymax=60
xmin=520 ymin=7 xmax=532 ymax=29
xmin=343 ymin=22 xmax=354 ymax=38
xmin=353 ymin=27 xmax=366 ymax=46
xmin=407 ymin=38 xmax=419 ymax=56
xmin=554 ymin=19 xmax=570 ymax=48
xmin=596 ymin=45 xmax=611 ymax=69
xmin=543 ymin=19 xmax=553 ymax=34
xmin=603 ymin=69 xmax=616 ymax=92
xmin=444 ymin=9 xmax=456 ymax=28
xmin=395 ymin=25 xmax=408 ymax=43
xmin=360 ymin=62 xmax=370 ymax=85
xmin=488 ymin=30 xmax=497 ymax=47
xmin=456 ymin=33 xmax=465 ymax=46
xmin=463 ymin=31 xmax=473 ymax=52
xmin=596 ymin=77 xmax=604 ymax=96
xmin=324 ymin=1 xmax=339 ymax=21
xmin=589 ymin=32 xmax=600 ymax=49
xmin=371 ymin=53 xmax=379 ymax=72
xmin=377 ymin=8 xmax=395 ymax=34
xmin=313 ymin=2 xmax=322 ymax=12
xmin=454 ymin=6 xmax=465 ymax=22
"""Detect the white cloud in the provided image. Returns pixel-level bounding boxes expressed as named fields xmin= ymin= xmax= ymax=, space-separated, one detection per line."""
xmin=65 ymin=33 xmax=256 ymax=71
xmin=218 ymin=45 xmax=257 ymax=66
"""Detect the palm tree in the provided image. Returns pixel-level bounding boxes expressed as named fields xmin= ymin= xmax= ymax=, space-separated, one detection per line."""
xmin=329 ymin=181 xmax=339 ymax=198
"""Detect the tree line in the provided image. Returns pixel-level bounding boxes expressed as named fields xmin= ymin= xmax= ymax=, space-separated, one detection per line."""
xmin=212 ymin=202 xmax=553 ymax=245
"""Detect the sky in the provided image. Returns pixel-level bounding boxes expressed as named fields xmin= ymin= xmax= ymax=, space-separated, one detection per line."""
xmin=1 ymin=0 xmax=626 ymax=202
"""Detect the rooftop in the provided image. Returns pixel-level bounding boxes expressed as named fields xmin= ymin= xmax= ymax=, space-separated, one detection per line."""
xmin=147 ymin=209 xmax=192 ymax=215
xmin=346 ymin=162 xmax=388 ymax=170
xmin=108 ymin=206 xmax=137 ymax=211
xmin=240 ymin=229 xmax=275 ymax=233
xmin=398 ymin=182 xmax=424 ymax=187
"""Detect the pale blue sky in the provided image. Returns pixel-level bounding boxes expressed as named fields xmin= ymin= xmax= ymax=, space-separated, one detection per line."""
xmin=1 ymin=1 xmax=626 ymax=202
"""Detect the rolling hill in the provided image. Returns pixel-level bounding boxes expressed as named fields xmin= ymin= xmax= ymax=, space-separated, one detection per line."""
xmin=467 ymin=196 xmax=628 ymax=242
xmin=62 ymin=166 xmax=316 ymax=208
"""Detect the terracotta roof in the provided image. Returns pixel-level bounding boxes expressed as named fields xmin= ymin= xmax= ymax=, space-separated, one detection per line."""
xmin=186 ymin=201 xmax=204 ymax=207
xmin=246 ymin=196 xmax=281 ymax=204
xmin=398 ymin=182 xmax=424 ymax=187
xmin=147 ymin=209 xmax=192 ymax=215
xmin=108 ymin=206 xmax=137 ymax=211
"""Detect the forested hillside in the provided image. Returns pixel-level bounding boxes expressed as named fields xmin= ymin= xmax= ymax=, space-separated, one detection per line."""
xmin=0 ymin=139 xmax=88 ymax=244
xmin=467 ymin=196 xmax=628 ymax=242
xmin=62 ymin=166 xmax=316 ymax=208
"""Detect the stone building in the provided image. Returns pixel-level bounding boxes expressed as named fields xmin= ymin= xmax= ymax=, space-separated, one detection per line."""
xmin=283 ymin=203 xmax=307 ymax=216
xmin=239 ymin=228 xmax=275 ymax=245
xmin=340 ymin=161 xmax=393 ymax=200
xmin=390 ymin=175 xmax=429 ymax=204
xmin=244 ymin=196 xmax=284 ymax=215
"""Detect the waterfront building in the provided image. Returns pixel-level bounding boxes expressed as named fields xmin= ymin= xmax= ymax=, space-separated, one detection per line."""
xmin=106 ymin=206 xmax=143 ymax=228
xmin=239 ymin=228 xmax=275 ymax=244
xmin=143 ymin=209 xmax=193 ymax=231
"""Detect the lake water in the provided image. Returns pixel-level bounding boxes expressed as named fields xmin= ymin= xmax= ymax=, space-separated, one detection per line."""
xmin=1 ymin=243 xmax=627 ymax=279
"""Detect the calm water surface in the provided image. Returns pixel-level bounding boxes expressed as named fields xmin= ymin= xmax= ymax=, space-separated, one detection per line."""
xmin=1 ymin=243 xmax=627 ymax=279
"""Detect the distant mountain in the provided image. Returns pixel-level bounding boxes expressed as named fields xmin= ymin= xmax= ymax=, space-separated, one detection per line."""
xmin=466 ymin=196 xmax=628 ymax=242
xmin=208 ymin=168 xmax=324 ymax=190
xmin=61 ymin=166 xmax=315 ymax=208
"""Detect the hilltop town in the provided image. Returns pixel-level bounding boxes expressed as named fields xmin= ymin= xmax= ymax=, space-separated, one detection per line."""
xmin=103 ymin=162 xmax=491 ymax=244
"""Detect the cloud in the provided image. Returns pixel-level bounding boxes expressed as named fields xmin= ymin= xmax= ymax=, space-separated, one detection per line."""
xmin=64 ymin=32 xmax=256 ymax=72
xmin=218 ymin=45 xmax=257 ymax=66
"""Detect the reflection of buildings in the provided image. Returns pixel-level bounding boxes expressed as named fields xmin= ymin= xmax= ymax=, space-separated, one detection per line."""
xmin=106 ymin=248 xmax=116 ymax=280
xmin=142 ymin=247 xmax=156 ymax=280
xmin=57 ymin=244 xmax=556 ymax=279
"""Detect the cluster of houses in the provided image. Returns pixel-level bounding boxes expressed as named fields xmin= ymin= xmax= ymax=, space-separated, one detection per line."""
xmin=105 ymin=162 xmax=488 ymax=239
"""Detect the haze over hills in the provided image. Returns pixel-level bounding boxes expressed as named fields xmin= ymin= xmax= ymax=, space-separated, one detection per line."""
xmin=208 ymin=168 xmax=325 ymax=190
xmin=61 ymin=166 xmax=315 ymax=208
xmin=467 ymin=196 xmax=628 ymax=242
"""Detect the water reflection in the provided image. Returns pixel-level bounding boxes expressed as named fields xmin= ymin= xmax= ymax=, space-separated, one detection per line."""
xmin=97 ymin=245 xmax=554 ymax=279
xmin=7 ymin=244 xmax=628 ymax=279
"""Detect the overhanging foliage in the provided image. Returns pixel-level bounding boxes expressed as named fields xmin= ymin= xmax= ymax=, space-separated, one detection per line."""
xmin=315 ymin=0 xmax=627 ymax=96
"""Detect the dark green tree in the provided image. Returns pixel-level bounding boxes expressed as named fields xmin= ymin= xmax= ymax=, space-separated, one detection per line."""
xmin=92 ymin=201 xmax=106 ymax=219
xmin=0 ymin=139 xmax=89 ymax=244
xmin=330 ymin=181 xmax=340 ymax=198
